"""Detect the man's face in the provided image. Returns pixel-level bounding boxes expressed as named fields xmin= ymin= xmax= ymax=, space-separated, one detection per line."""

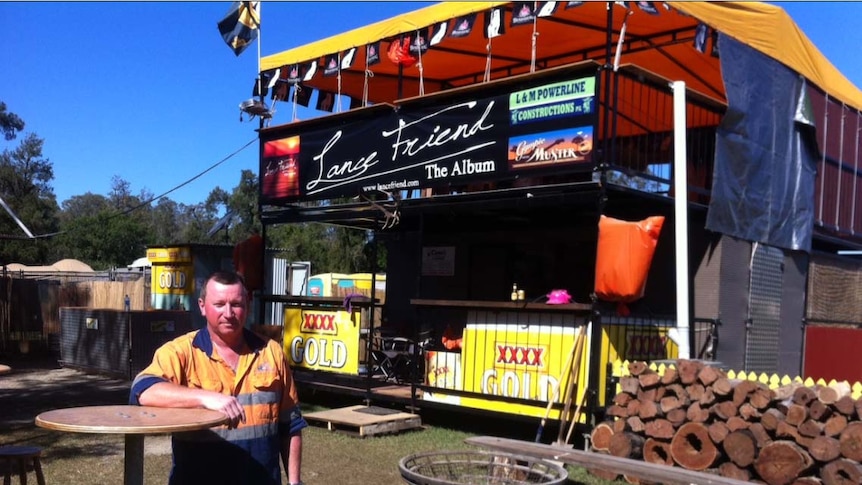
xmin=199 ymin=280 xmax=247 ymax=342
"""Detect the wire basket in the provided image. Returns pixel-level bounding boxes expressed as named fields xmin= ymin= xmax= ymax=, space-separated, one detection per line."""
xmin=398 ymin=450 xmax=568 ymax=485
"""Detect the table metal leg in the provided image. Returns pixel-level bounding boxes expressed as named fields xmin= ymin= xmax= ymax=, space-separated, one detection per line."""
xmin=124 ymin=435 xmax=144 ymax=485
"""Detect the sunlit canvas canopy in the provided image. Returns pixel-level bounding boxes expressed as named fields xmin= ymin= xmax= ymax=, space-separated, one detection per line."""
xmin=253 ymin=1 xmax=862 ymax=402
xmin=260 ymin=1 xmax=862 ymax=111
xmin=258 ymin=1 xmax=862 ymax=251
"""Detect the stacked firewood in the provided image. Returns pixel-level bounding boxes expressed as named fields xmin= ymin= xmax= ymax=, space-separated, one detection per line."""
xmin=589 ymin=359 xmax=862 ymax=485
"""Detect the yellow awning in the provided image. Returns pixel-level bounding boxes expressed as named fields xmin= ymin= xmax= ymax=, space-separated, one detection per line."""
xmin=261 ymin=2 xmax=509 ymax=73
xmin=672 ymin=1 xmax=862 ymax=111
xmin=260 ymin=1 xmax=862 ymax=112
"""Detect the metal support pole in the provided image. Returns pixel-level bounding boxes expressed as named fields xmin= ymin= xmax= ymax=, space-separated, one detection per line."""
xmin=365 ymin=227 xmax=379 ymax=405
xmin=671 ymin=80 xmax=691 ymax=359
xmin=586 ymin=309 xmax=603 ymax=427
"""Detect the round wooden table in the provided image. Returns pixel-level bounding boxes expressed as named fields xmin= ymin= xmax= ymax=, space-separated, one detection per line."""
xmin=35 ymin=405 xmax=227 ymax=485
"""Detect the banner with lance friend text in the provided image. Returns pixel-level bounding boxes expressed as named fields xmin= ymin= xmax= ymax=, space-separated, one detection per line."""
xmin=260 ymin=66 xmax=599 ymax=204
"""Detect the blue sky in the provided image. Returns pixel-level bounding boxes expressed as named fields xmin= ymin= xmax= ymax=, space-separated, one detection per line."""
xmin=1 ymin=2 xmax=859 ymax=207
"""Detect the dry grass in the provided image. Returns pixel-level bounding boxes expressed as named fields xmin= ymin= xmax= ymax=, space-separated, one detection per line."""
xmin=0 ymin=357 xmax=623 ymax=484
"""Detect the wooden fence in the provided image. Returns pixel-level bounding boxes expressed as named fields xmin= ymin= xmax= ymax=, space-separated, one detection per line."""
xmin=0 ymin=273 xmax=148 ymax=353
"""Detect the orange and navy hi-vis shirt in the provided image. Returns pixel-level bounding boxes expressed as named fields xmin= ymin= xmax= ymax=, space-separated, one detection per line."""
xmin=129 ymin=328 xmax=307 ymax=485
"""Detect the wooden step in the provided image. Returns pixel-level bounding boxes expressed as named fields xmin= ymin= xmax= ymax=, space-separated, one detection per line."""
xmin=305 ymin=405 xmax=422 ymax=437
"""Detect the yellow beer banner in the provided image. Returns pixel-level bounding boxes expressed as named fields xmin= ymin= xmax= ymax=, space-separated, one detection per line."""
xmin=428 ymin=323 xmax=678 ymax=417
xmin=146 ymin=247 xmax=192 ymax=263
xmin=283 ymin=308 xmax=361 ymax=375
xmin=597 ymin=324 xmax=678 ymax=406
xmin=152 ymin=264 xmax=193 ymax=296
xmin=459 ymin=323 xmax=588 ymax=419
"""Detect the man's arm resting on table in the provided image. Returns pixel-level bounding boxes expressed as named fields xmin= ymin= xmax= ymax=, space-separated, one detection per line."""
xmin=129 ymin=378 xmax=246 ymax=426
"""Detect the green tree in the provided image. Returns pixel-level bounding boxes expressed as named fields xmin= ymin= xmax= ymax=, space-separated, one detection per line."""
xmin=56 ymin=210 xmax=149 ymax=269
xmin=53 ymin=179 xmax=157 ymax=268
xmin=60 ymin=192 xmax=111 ymax=218
xmin=0 ymin=127 xmax=59 ymax=264
xmin=265 ymin=215 xmax=386 ymax=274
xmin=52 ymin=192 xmax=111 ymax=262
xmin=0 ymin=102 xmax=25 ymax=141
xmin=149 ymin=198 xmax=182 ymax=246
xmin=267 ymin=222 xmax=331 ymax=271
xmin=175 ymin=202 xmax=219 ymax=244
xmin=225 ymin=169 xmax=260 ymax=240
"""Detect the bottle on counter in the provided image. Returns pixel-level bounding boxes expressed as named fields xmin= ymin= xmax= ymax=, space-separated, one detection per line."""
xmin=511 ymin=283 xmax=518 ymax=301
xmin=517 ymin=289 xmax=525 ymax=301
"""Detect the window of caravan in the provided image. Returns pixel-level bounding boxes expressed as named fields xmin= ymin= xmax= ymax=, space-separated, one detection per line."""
xmin=306 ymin=273 xmax=386 ymax=301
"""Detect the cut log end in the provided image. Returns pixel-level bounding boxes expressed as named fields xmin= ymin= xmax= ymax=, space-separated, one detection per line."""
xmin=754 ymin=440 xmax=814 ymax=485
xmin=724 ymin=429 xmax=757 ymax=468
xmin=821 ymin=458 xmax=862 ymax=485
xmin=609 ymin=431 xmax=645 ymax=460
xmin=643 ymin=438 xmax=673 ymax=466
xmin=670 ymin=422 xmax=719 ymax=471
xmin=590 ymin=422 xmax=615 ymax=452
xmin=808 ymin=435 xmax=841 ymax=463
xmin=839 ymin=421 xmax=862 ymax=462
xmin=718 ymin=462 xmax=751 ymax=482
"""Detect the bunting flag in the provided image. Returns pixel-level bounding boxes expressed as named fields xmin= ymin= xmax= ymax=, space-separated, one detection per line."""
xmin=429 ymin=21 xmax=448 ymax=46
xmin=711 ymin=29 xmax=720 ymax=58
xmin=366 ymin=41 xmax=381 ymax=66
xmin=613 ymin=10 xmax=630 ymax=71
xmin=341 ymin=47 xmax=357 ymax=69
xmin=303 ymin=60 xmax=318 ymax=81
xmin=286 ymin=63 xmax=302 ymax=85
xmin=409 ymin=28 xmax=429 ymax=55
xmin=316 ymin=90 xmax=336 ymax=112
xmin=484 ymin=7 xmax=505 ymax=39
xmin=450 ymin=13 xmax=477 ymax=38
xmin=615 ymin=1 xmax=630 ymax=8
xmin=292 ymin=85 xmax=311 ymax=107
xmin=217 ymin=1 xmax=260 ymax=56
xmin=693 ymin=23 xmax=708 ymax=53
xmin=272 ymin=80 xmax=290 ymax=102
xmin=264 ymin=68 xmax=280 ymax=88
xmin=252 ymin=68 xmax=280 ymax=97
xmin=636 ymin=1 xmax=659 ymax=15
xmin=537 ymin=2 xmax=559 ymax=17
xmin=323 ymin=53 xmax=340 ymax=77
xmin=511 ymin=2 xmax=536 ymax=27
xmin=565 ymin=1 xmax=584 ymax=8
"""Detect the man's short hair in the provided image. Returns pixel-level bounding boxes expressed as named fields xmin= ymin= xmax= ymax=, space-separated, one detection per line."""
xmin=200 ymin=270 xmax=248 ymax=301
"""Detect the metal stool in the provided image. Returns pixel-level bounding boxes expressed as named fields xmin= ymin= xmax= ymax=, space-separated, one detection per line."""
xmin=0 ymin=446 xmax=45 ymax=485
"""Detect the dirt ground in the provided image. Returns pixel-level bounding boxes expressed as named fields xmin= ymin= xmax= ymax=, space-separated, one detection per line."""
xmin=0 ymin=355 xmax=473 ymax=485
xmin=0 ymin=355 xmax=173 ymax=458
xmin=0 ymin=355 xmax=606 ymax=485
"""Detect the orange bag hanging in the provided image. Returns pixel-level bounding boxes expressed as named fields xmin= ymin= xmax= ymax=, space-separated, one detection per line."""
xmin=594 ymin=215 xmax=665 ymax=305
xmin=233 ymin=232 xmax=264 ymax=291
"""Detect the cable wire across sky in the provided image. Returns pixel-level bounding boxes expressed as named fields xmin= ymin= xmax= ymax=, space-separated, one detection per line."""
xmin=0 ymin=137 xmax=258 ymax=240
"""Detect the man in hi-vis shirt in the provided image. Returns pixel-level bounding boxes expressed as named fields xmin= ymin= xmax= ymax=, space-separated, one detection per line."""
xmin=130 ymin=270 xmax=306 ymax=485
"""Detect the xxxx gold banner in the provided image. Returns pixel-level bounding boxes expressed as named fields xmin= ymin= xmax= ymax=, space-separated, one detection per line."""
xmin=283 ymin=308 xmax=362 ymax=375
xmin=460 ymin=323 xmax=589 ymax=419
